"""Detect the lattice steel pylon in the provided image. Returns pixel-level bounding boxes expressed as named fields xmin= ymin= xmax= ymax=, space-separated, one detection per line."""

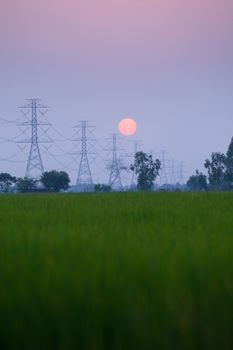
xmin=179 ymin=161 xmax=184 ymax=185
xmin=108 ymin=134 xmax=123 ymax=190
xmin=170 ymin=158 xmax=176 ymax=185
xmin=74 ymin=121 xmax=95 ymax=190
xmin=18 ymin=99 xmax=51 ymax=179
xmin=159 ymin=150 xmax=168 ymax=185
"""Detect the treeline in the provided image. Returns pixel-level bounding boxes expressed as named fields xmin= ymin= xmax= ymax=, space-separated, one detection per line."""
xmin=2 ymin=140 xmax=233 ymax=193
xmin=187 ymin=137 xmax=233 ymax=191
xmin=0 ymin=171 xmax=113 ymax=193
xmin=0 ymin=171 xmax=70 ymax=193
xmin=0 ymin=151 xmax=161 ymax=193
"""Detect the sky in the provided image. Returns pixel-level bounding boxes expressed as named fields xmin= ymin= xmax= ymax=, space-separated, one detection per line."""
xmin=0 ymin=0 xmax=233 ymax=184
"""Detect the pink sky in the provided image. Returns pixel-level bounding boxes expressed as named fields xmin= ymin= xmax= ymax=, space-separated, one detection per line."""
xmin=1 ymin=0 xmax=233 ymax=67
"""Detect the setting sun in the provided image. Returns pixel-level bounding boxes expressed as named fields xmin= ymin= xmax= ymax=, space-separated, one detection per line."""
xmin=118 ymin=118 xmax=137 ymax=136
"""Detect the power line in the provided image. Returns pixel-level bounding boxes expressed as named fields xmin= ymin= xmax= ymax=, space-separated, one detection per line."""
xmin=1 ymin=106 xmax=188 ymax=186
xmin=0 ymin=115 xmax=25 ymax=125
xmin=0 ymin=149 xmax=26 ymax=163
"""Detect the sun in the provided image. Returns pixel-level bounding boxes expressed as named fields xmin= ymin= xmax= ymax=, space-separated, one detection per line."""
xmin=118 ymin=118 xmax=137 ymax=136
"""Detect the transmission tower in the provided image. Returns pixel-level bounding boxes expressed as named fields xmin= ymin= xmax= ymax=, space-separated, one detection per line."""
xmin=170 ymin=158 xmax=176 ymax=185
xmin=179 ymin=161 xmax=184 ymax=185
xmin=159 ymin=150 xmax=168 ymax=185
xmin=74 ymin=121 xmax=95 ymax=190
xmin=18 ymin=99 xmax=51 ymax=179
xmin=108 ymin=134 xmax=123 ymax=190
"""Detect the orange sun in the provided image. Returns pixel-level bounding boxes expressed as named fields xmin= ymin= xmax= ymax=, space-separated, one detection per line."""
xmin=118 ymin=118 xmax=137 ymax=136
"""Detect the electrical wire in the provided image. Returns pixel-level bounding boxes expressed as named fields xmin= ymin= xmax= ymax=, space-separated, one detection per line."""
xmin=0 ymin=114 xmax=27 ymax=125
xmin=0 ymin=149 xmax=26 ymax=163
xmin=45 ymin=149 xmax=78 ymax=172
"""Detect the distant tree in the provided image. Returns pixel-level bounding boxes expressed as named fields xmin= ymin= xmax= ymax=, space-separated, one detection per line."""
xmin=130 ymin=151 xmax=161 ymax=191
xmin=204 ymin=152 xmax=226 ymax=190
xmin=16 ymin=177 xmax=38 ymax=193
xmin=0 ymin=173 xmax=17 ymax=193
xmin=187 ymin=170 xmax=208 ymax=191
xmin=224 ymin=137 xmax=233 ymax=190
xmin=94 ymin=184 xmax=112 ymax=192
xmin=41 ymin=170 xmax=70 ymax=192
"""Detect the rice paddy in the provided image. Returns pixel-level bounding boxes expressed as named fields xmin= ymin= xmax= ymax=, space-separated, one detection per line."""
xmin=0 ymin=192 xmax=232 ymax=349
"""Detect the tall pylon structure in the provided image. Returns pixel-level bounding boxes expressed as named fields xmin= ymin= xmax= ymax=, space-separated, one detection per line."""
xmin=159 ymin=150 xmax=168 ymax=185
xmin=18 ymin=99 xmax=51 ymax=179
xmin=179 ymin=161 xmax=184 ymax=185
xmin=74 ymin=121 xmax=95 ymax=190
xmin=170 ymin=158 xmax=176 ymax=185
xmin=108 ymin=134 xmax=123 ymax=190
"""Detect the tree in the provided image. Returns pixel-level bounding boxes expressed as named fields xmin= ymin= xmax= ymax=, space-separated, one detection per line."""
xmin=94 ymin=184 xmax=112 ymax=192
xmin=130 ymin=151 xmax=161 ymax=191
xmin=204 ymin=152 xmax=226 ymax=190
xmin=224 ymin=137 xmax=233 ymax=190
xmin=16 ymin=177 xmax=38 ymax=193
xmin=41 ymin=170 xmax=70 ymax=192
xmin=187 ymin=170 xmax=208 ymax=191
xmin=0 ymin=173 xmax=17 ymax=193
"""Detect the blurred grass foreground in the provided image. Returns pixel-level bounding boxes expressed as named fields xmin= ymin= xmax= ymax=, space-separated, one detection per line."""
xmin=0 ymin=192 xmax=233 ymax=349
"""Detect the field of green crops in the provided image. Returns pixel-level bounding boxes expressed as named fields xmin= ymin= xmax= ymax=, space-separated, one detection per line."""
xmin=0 ymin=192 xmax=233 ymax=349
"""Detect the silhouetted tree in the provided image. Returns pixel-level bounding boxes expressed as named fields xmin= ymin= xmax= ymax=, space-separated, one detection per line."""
xmin=41 ymin=170 xmax=70 ymax=192
xmin=187 ymin=170 xmax=208 ymax=191
xmin=0 ymin=173 xmax=17 ymax=193
xmin=16 ymin=177 xmax=38 ymax=193
xmin=94 ymin=184 xmax=112 ymax=192
xmin=224 ymin=137 xmax=233 ymax=190
xmin=205 ymin=152 xmax=226 ymax=190
xmin=130 ymin=151 xmax=161 ymax=191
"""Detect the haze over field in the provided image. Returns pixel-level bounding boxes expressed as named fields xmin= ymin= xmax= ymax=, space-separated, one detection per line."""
xmin=0 ymin=0 xmax=233 ymax=180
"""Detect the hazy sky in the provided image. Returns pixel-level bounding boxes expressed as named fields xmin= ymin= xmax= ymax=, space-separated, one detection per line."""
xmin=0 ymin=0 xmax=233 ymax=183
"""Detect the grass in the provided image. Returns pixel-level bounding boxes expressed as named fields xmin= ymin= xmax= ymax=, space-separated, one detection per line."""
xmin=0 ymin=192 xmax=233 ymax=349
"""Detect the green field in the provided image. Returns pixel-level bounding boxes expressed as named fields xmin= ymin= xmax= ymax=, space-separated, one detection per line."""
xmin=0 ymin=193 xmax=233 ymax=349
